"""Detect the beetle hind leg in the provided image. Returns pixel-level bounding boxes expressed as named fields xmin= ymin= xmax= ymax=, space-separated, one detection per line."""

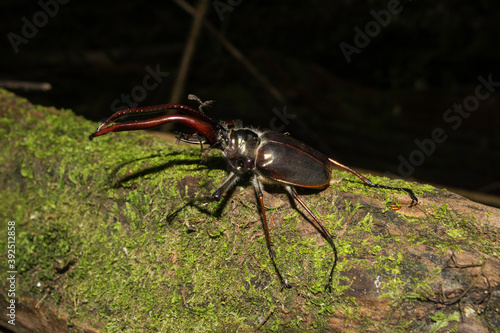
xmin=328 ymin=158 xmax=418 ymax=206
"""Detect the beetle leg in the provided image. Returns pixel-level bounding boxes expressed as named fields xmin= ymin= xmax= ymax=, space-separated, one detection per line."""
xmin=167 ymin=172 xmax=241 ymax=223
xmin=211 ymin=172 xmax=240 ymax=200
xmin=329 ymin=158 xmax=418 ymax=207
xmin=252 ymin=178 xmax=292 ymax=290
xmin=286 ymin=186 xmax=337 ymax=292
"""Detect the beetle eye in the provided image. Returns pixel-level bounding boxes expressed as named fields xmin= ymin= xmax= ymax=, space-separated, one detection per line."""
xmin=236 ymin=159 xmax=245 ymax=170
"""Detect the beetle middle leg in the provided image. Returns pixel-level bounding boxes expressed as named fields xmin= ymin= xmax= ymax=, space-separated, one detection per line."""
xmin=286 ymin=186 xmax=338 ymax=292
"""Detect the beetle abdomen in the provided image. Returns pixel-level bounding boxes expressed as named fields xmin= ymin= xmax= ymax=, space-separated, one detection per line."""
xmin=256 ymin=131 xmax=332 ymax=188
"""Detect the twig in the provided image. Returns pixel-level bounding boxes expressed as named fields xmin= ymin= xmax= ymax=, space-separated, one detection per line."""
xmin=255 ymin=307 xmax=274 ymax=331
xmin=0 ymin=80 xmax=52 ymax=91
xmin=172 ymin=0 xmax=286 ymax=105
xmin=425 ymin=260 xmax=486 ymax=306
xmin=170 ymin=0 xmax=210 ymax=104
xmin=35 ymin=290 xmax=49 ymax=309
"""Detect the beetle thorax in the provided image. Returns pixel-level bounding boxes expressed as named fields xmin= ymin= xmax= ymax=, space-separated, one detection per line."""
xmin=224 ymin=129 xmax=260 ymax=174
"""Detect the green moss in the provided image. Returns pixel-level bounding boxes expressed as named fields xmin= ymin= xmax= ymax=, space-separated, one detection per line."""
xmin=0 ymin=89 xmax=497 ymax=331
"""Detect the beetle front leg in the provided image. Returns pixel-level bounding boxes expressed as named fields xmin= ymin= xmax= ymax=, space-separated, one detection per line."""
xmin=167 ymin=172 xmax=240 ymax=222
xmin=211 ymin=172 xmax=240 ymax=201
xmin=286 ymin=186 xmax=338 ymax=292
xmin=252 ymin=178 xmax=292 ymax=290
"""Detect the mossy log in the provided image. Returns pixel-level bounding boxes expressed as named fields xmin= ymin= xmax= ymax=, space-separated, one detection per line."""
xmin=0 ymin=89 xmax=499 ymax=332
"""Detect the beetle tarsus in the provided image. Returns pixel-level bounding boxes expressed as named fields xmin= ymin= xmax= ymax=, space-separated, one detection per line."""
xmin=281 ymin=281 xmax=292 ymax=291
xmin=266 ymin=248 xmax=292 ymax=290
xmin=363 ymin=183 xmax=418 ymax=207
xmin=269 ymin=253 xmax=292 ymax=291
xmin=253 ymin=179 xmax=293 ymax=290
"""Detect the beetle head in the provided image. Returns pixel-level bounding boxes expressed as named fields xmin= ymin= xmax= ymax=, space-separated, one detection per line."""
xmin=224 ymin=129 xmax=260 ymax=174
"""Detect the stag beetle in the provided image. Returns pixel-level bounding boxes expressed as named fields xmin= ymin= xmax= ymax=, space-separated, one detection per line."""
xmin=89 ymin=94 xmax=418 ymax=291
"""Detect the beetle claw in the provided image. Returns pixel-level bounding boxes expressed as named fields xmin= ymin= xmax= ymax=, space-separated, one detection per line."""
xmin=280 ymin=280 xmax=292 ymax=291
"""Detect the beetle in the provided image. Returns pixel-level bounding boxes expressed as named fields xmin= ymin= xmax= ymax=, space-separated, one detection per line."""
xmin=89 ymin=94 xmax=418 ymax=290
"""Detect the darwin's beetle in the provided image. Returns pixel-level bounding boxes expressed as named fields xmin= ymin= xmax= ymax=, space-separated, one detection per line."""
xmin=90 ymin=95 xmax=418 ymax=290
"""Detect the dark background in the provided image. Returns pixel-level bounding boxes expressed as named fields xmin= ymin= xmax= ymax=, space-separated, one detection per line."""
xmin=2 ymin=0 xmax=499 ymax=206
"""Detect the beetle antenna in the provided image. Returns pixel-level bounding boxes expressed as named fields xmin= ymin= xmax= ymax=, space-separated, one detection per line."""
xmin=188 ymin=94 xmax=215 ymax=114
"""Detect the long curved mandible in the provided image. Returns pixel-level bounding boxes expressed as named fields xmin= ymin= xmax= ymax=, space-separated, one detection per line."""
xmin=89 ymin=113 xmax=219 ymax=145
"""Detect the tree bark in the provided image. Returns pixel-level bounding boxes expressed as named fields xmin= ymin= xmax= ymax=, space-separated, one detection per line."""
xmin=0 ymin=88 xmax=498 ymax=332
